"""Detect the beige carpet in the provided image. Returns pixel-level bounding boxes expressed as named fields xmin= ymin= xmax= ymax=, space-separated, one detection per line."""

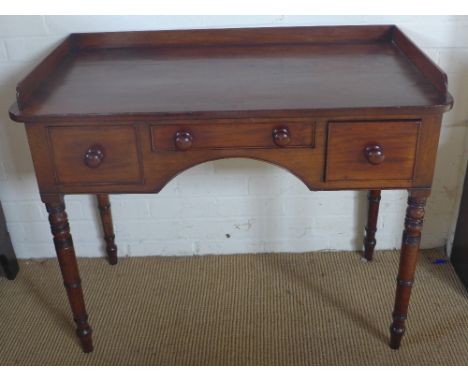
xmin=1 ymin=249 xmax=468 ymax=365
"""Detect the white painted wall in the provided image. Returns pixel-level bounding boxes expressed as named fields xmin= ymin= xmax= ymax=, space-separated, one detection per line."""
xmin=0 ymin=16 xmax=467 ymax=259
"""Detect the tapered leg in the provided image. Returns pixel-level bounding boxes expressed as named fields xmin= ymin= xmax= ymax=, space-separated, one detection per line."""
xmin=44 ymin=195 xmax=93 ymax=353
xmin=363 ymin=190 xmax=381 ymax=261
xmin=389 ymin=189 xmax=429 ymax=349
xmin=96 ymin=194 xmax=118 ymax=265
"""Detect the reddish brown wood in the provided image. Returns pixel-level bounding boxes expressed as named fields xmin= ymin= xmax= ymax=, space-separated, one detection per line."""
xmin=84 ymin=145 xmax=105 ymax=168
xmin=412 ymin=114 xmax=444 ymax=188
xmin=9 ymin=27 xmax=452 ymax=123
xmin=44 ymin=194 xmax=93 ymax=353
xmin=96 ymin=194 xmax=118 ymax=265
xmin=391 ymin=27 xmax=449 ymax=95
xmin=47 ymin=125 xmax=143 ymax=185
xmin=7 ymin=26 xmax=454 ymax=352
xmin=363 ymin=190 xmax=381 ymax=261
xmin=15 ymin=37 xmax=73 ymax=109
xmin=272 ymin=127 xmax=291 ymax=147
xmin=364 ymin=144 xmax=385 ymax=165
xmin=152 ymin=121 xmax=314 ymax=151
xmin=73 ymin=25 xmax=393 ymax=50
xmin=326 ymin=120 xmax=420 ymax=182
xmin=390 ymin=189 xmax=429 ymax=349
xmin=174 ymin=131 xmax=193 ymax=151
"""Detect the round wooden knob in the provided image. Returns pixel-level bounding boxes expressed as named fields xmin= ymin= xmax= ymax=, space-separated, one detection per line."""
xmin=273 ymin=127 xmax=291 ymax=147
xmin=84 ymin=145 xmax=105 ymax=168
xmin=175 ymin=131 xmax=193 ymax=151
xmin=364 ymin=144 xmax=385 ymax=165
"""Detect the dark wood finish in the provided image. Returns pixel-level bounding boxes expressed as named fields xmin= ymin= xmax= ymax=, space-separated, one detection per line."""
xmin=44 ymin=194 xmax=93 ymax=352
xmin=73 ymin=25 xmax=394 ymax=50
xmin=392 ymin=27 xmax=448 ymax=94
xmin=9 ymin=27 xmax=452 ymax=123
xmin=8 ymin=26 xmax=453 ymax=353
xmin=96 ymin=194 xmax=118 ymax=265
xmin=272 ymin=127 xmax=291 ymax=147
xmin=47 ymin=125 xmax=143 ymax=185
xmin=364 ymin=144 xmax=385 ymax=165
xmin=174 ymin=131 xmax=194 ymax=151
xmin=363 ymin=190 xmax=381 ymax=261
xmin=14 ymin=37 xmax=74 ymax=109
xmin=84 ymin=145 xmax=105 ymax=168
xmin=390 ymin=189 xmax=429 ymax=349
xmin=326 ymin=120 xmax=420 ymax=182
xmin=151 ymin=121 xmax=315 ymax=151
xmin=451 ymin=166 xmax=468 ymax=291
xmin=0 ymin=202 xmax=19 ymax=280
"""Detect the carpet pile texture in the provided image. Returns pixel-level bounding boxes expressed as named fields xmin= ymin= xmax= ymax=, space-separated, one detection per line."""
xmin=1 ymin=249 xmax=467 ymax=365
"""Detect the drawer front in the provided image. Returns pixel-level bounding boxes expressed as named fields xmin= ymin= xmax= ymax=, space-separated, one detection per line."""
xmin=150 ymin=121 xmax=315 ymax=151
xmin=48 ymin=125 xmax=143 ymax=185
xmin=326 ymin=120 xmax=420 ymax=182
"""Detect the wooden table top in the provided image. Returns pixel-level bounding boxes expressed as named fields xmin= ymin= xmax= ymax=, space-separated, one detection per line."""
xmin=9 ymin=26 xmax=453 ymax=122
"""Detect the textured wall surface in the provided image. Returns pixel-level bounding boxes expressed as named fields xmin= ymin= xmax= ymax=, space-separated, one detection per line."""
xmin=0 ymin=16 xmax=467 ymax=259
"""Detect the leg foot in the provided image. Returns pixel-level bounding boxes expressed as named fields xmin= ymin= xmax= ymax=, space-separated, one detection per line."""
xmin=363 ymin=190 xmax=381 ymax=261
xmin=389 ymin=323 xmax=406 ymax=350
xmin=96 ymin=194 xmax=118 ymax=265
xmin=389 ymin=189 xmax=428 ymax=350
xmin=76 ymin=320 xmax=94 ymax=353
xmin=44 ymin=194 xmax=93 ymax=353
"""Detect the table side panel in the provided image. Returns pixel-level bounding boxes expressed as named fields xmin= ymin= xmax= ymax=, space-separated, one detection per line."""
xmin=412 ymin=114 xmax=443 ymax=188
xmin=25 ymin=123 xmax=59 ymax=192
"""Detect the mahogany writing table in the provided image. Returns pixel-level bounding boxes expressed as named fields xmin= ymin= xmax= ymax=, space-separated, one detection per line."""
xmin=9 ymin=25 xmax=453 ymax=353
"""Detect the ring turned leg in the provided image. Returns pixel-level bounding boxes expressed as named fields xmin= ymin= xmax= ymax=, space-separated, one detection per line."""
xmin=363 ymin=190 xmax=381 ymax=261
xmin=96 ymin=194 xmax=118 ymax=265
xmin=389 ymin=189 xmax=428 ymax=349
xmin=44 ymin=195 xmax=93 ymax=353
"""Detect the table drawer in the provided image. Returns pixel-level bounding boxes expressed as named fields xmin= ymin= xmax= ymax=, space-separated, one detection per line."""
xmin=48 ymin=125 xmax=143 ymax=185
xmin=326 ymin=120 xmax=420 ymax=182
xmin=150 ymin=121 xmax=315 ymax=151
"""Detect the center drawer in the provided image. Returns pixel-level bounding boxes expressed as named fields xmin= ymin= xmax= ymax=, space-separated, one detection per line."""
xmin=150 ymin=121 xmax=315 ymax=151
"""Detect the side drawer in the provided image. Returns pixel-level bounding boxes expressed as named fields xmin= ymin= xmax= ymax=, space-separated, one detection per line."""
xmin=326 ymin=120 xmax=420 ymax=182
xmin=47 ymin=125 xmax=143 ymax=185
xmin=150 ymin=121 xmax=315 ymax=151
